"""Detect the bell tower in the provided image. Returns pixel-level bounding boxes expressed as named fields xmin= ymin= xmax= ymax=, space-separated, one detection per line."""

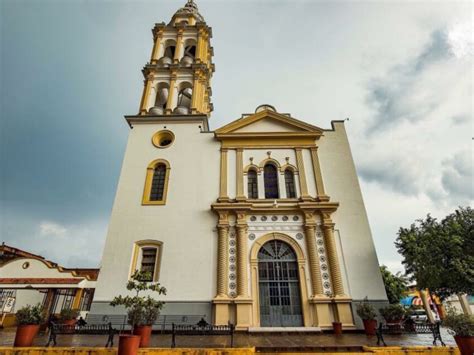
xmin=138 ymin=0 xmax=214 ymax=117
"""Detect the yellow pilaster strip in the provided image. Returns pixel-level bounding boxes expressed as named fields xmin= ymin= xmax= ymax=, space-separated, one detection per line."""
xmin=310 ymin=147 xmax=329 ymax=201
xmin=218 ymin=149 xmax=229 ymax=201
xmin=322 ymin=221 xmax=345 ymax=296
xmin=72 ymin=288 xmax=84 ymax=309
xmin=191 ymin=71 xmax=200 ymax=114
xmin=295 ymin=148 xmax=311 ymax=200
xmin=165 ymin=72 xmax=177 ymax=114
xmin=303 ymin=225 xmax=324 ymax=297
xmin=139 ymin=73 xmax=154 ymax=115
xmin=236 ymin=148 xmax=245 ymax=201
xmin=196 ymin=28 xmax=204 ymax=63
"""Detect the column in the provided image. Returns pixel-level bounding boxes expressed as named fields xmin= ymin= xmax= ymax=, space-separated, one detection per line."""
xmin=174 ymin=29 xmax=184 ymax=63
xmin=235 ymin=217 xmax=252 ymax=329
xmin=310 ymin=147 xmax=329 ymax=201
xmin=191 ymin=70 xmax=200 ymax=113
xmin=236 ymin=149 xmax=245 ymax=201
xmin=216 ymin=225 xmax=229 ymax=297
xmin=322 ymin=223 xmax=344 ymax=296
xmin=139 ymin=74 xmax=154 ymax=115
xmin=150 ymin=31 xmax=164 ymax=64
xmin=303 ymin=225 xmax=324 ymax=297
xmin=72 ymin=288 xmax=84 ymax=309
xmin=236 ymin=224 xmax=248 ymax=297
xmin=165 ymin=73 xmax=177 ymax=114
xmin=196 ymin=27 xmax=205 ymax=63
xmin=295 ymin=148 xmax=311 ymax=200
xmin=218 ymin=149 xmax=229 ymax=201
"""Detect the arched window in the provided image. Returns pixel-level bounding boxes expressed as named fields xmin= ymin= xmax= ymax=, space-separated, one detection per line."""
xmin=247 ymin=169 xmax=258 ymax=199
xmin=142 ymin=159 xmax=170 ymax=205
xmin=284 ymin=169 xmax=296 ymax=198
xmin=174 ymin=82 xmax=193 ymax=114
xmin=264 ymin=164 xmax=279 ymax=199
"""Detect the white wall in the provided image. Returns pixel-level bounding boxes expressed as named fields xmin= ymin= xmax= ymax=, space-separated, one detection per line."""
xmin=318 ymin=122 xmax=387 ymax=301
xmin=94 ymin=120 xmax=220 ymax=302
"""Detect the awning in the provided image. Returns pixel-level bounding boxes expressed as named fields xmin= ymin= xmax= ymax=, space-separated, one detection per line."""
xmin=401 ymin=296 xmax=414 ymax=307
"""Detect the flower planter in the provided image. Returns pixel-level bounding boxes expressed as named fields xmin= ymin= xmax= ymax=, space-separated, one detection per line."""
xmin=454 ymin=335 xmax=474 ymax=355
xmin=332 ymin=321 xmax=342 ymax=335
xmin=362 ymin=319 xmax=377 ymax=336
xmin=14 ymin=324 xmax=40 ymax=347
xmin=118 ymin=334 xmax=141 ymax=355
xmin=62 ymin=319 xmax=76 ymax=326
xmin=133 ymin=325 xmax=152 ymax=347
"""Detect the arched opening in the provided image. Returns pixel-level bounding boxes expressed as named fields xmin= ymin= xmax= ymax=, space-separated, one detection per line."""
xmin=174 ymin=82 xmax=193 ymax=114
xmin=158 ymin=40 xmax=176 ymax=67
xmin=284 ymin=169 xmax=296 ymax=198
xmin=247 ymin=169 xmax=258 ymax=199
xmin=258 ymin=240 xmax=303 ymax=327
xmin=181 ymin=39 xmax=196 ymax=67
xmin=264 ymin=164 xmax=279 ymax=199
xmin=149 ymin=82 xmax=169 ymax=115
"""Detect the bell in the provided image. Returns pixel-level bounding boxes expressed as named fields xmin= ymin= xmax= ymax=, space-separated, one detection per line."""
xmin=173 ymin=106 xmax=189 ymax=115
xmin=157 ymin=56 xmax=173 ymax=67
xmin=149 ymin=106 xmax=164 ymax=115
xmin=180 ymin=55 xmax=194 ymax=67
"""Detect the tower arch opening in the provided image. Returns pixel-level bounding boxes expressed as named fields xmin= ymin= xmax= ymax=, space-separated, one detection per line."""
xmin=174 ymin=81 xmax=193 ymax=114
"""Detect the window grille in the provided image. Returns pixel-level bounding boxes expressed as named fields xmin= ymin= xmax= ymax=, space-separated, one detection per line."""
xmin=150 ymin=164 xmax=167 ymax=201
xmin=247 ymin=170 xmax=258 ymax=199
xmin=141 ymin=247 xmax=158 ymax=281
xmin=264 ymin=164 xmax=279 ymax=199
xmin=284 ymin=169 xmax=296 ymax=198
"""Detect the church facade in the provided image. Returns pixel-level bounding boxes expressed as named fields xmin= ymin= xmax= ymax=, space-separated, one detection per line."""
xmin=92 ymin=1 xmax=388 ymax=330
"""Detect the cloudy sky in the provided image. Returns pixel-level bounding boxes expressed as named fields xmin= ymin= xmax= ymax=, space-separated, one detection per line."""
xmin=1 ymin=0 xmax=472 ymax=272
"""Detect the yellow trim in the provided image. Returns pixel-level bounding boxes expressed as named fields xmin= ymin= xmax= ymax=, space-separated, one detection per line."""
xmin=151 ymin=130 xmax=175 ymax=149
xmin=219 ymin=136 xmax=318 ymax=149
xmin=142 ymin=159 xmax=171 ymax=205
xmin=236 ymin=149 xmax=245 ymax=200
xmin=243 ymin=163 xmax=260 ymax=174
xmin=295 ymin=148 xmax=310 ymax=199
xmin=280 ymin=163 xmax=298 ymax=173
xmin=258 ymin=157 xmax=281 ymax=170
xmin=130 ymin=240 xmax=163 ymax=282
xmin=215 ymin=109 xmax=324 ymax=134
xmin=250 ymin=232 xmax=312 ymax=327
xmin=218 ymin=149 xmax=229 ymax=200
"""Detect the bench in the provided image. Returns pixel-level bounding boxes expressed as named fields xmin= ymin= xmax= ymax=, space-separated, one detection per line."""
xmin=46 ymin=322 xmax=118 ymax=347
xmin=376 ymin=320 xmax=445 ymax=346
xmin=171 ymin=319 xmax=235 ymax=348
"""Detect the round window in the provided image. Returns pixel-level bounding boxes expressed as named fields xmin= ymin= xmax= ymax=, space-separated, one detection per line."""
xmin=22 ymin=262 xmax=30 ymax=269
xmin=152 ymin=130 xmax=175 ymax=148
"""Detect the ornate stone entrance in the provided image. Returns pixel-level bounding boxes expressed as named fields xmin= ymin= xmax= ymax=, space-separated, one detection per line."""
xmin=258 ymin=240 xmax=303 ymax=327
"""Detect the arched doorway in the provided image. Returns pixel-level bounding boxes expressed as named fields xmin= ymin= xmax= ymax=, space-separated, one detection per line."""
xmin=258 ymin=240 xmax=303 ymax=326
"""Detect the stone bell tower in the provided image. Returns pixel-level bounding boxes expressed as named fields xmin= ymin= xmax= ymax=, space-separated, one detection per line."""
xmin=138 ymin=0 xmax=214 ymax=117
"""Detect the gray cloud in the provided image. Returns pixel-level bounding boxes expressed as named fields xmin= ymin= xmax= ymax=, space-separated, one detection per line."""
xmin=366 ymin=29 xmax=452 ymax=134
xmin=441 ymin=150 xmax=473 ymax=204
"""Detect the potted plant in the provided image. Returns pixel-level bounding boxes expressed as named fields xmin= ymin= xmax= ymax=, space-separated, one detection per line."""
xmin=442 ymin=306 xmax=474 ymax=355
xmin=14 ymin=304 xmax=45 ymax=347
xmin=356 ymin=297 xmax=378 ymax=335
xmin=59 ymin=308 xmax=80 ymax=326
xmin=379 ymin=304 xmax=406 ymax=324
xmin=111 ymin=270 xmax=166 ymax=350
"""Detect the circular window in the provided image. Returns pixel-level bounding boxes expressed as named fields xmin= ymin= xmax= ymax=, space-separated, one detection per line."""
xmin=22 ymin=262 xmax=30 ymax=269
xmin=152 ymin=130 xmax=175 ymax=149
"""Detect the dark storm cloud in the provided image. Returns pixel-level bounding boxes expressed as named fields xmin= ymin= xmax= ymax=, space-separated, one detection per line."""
xmin=441 ymin=151 xmax=474 ymax=203
xmin=365 ymin=30 xmax=452 ymax=134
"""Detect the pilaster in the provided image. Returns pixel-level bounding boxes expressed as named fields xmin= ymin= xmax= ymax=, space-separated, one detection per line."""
xmin=165 ymin=71 xmax=177 ymax=114
xmin=235 ymin=211 xmax=252 ymax=329
xmin=218 ymin=149 xmax=229 ymax=202
xmin=295 ymin=148 xmax=312 ymax=201
xmin=139 ymin=73 xmax=154 ymax=115
xmin=236 ymin=148 xmax=245 ymax=201
xmin=150 ymin=30 xmax=164 ymax=64
xmin=310 ymin=147 xmax=329 ymax=202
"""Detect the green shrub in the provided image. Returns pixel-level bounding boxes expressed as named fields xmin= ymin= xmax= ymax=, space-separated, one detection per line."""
xmin=15 ymin=304 xmax=45 ymax=325
xmin=59 ymin=308 xmax=80 ymax=321
xmin=379 ymin=304 xmax=406 ymax=322
xmin=442 ymin=306 xmax=474 ymax=337
xmin=356 ymin=297 xmax=377 ymax=320
xmin=110 ymin=270 xmax=166 ymax=327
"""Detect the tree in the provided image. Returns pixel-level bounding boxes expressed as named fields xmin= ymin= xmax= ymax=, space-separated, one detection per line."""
xmin=395 ymin=206 xmax=474 ymax=300
xmin=379 ymin=265 xmax=407 ymax=304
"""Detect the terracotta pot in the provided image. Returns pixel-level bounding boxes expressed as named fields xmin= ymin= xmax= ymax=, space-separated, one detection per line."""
xmin=62 ymin=319 xmax=76 ymax=326
xmin=14 ymin=324 xmax=40 ymax=347
xmin=118 ymin=335 xmax=141 ymax=355
xmin=133 ymin=325 xmax=153 ymax=347
xmin=454 ymin=335 xmax=474 ymax=355
xmin=332 ymin=321 xmax=342 ymax=335
xmin=362 ymin=319 xmax=377 ymax=336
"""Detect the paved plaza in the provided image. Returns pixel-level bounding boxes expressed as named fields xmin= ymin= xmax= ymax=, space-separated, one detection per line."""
xmin=0 ymin=327 xmax=456 ymax=350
